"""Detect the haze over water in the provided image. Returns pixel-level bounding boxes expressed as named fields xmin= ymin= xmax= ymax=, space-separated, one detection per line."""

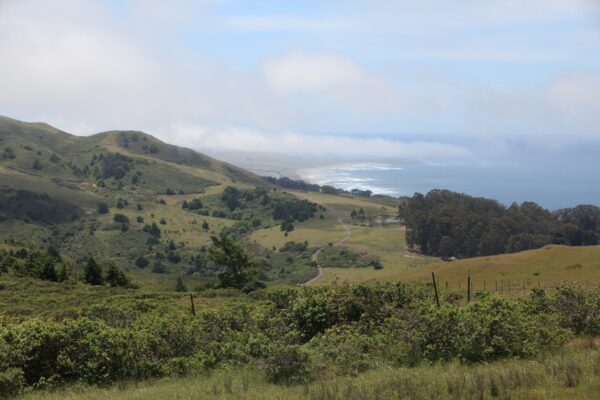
xmin=301 ymin=161 xmax=600 ymax=210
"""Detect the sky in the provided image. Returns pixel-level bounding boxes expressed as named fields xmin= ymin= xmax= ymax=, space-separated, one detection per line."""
xmin=1 ymin=0 xmax=599 ymax=166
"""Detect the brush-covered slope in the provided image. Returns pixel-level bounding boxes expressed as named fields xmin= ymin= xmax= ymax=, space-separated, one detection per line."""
xmin=0 ymin=116 xmax=262 ymax=193
xmin=0 ymin=116 xmax=327 ymax=286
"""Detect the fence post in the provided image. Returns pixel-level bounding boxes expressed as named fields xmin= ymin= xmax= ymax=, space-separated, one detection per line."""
xmin=467 ymin=271 xmax=471 ymax=303
xmin=432 ymin=272 xmax=440 ymax=308
xmin=190 ymin=294 xmax=196 ymax=316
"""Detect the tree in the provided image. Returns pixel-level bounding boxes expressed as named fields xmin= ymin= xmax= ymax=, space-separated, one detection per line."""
xmin=143 ymin=222 xmax=161 ymax=237
xmin=57 ymin=263 xmax=71 ymax=282
xmin=175 ymin=275 xmax=187 ymax=292
xmin=46 ymin=246 xmax=61 ymax=260
xmin=221 ymin=186 xmax=240 ymax=211
xmin=84 ymin=257 xmax=103 ymax=285
xmin=438 ymin=236 xmax=455 ymax=259
xmin=113 ymin=214 xmax=129 ymax=223
xmin=208 ymin=233 xmax=255 ymax=290
xmin=97 ymin=202 xmax=109 ymax=214
xmin=39 ymin=260 xmax=57 ymax=282
xmin=358 ymin=208 xmax=366 ymax=226
xmin=105 ymin=263 xmax=130 ymax=287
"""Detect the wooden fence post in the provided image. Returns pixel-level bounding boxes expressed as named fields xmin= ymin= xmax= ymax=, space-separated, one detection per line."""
xmin=190 ymin=294 xmax=196 ymax=316
xmin=467 ymin=271 xmax=471 ymax=303
xmin=432 ymin=272 xmax=440 ymax=308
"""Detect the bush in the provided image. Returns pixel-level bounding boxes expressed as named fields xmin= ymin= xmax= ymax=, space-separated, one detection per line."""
xmin=263 ymin=345 xmax=314 ymax=385
xmin=113 ymin=213 xmax=129 ymax=224
xmin=0 ymin=368 xmax=24 ymax=398
xmin=97 ymin=202 xmax=109 ymax=214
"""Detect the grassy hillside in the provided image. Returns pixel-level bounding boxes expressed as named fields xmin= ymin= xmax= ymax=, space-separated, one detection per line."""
xmin=396 ymin=244 xmax=600 ymax=290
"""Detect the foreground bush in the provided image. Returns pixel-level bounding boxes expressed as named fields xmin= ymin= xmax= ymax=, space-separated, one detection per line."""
xmin=0 ymin=283 xmax=597 ymax=394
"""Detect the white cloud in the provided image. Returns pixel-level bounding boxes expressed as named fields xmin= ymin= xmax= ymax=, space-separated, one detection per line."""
xmin=161 ymin=122 xmax=474 ymax=163
xmin=466 ymin=70 xmax=600 ymax=143
xmin=0 ymin=0 xmax=598 ymax=165
xmin=264 ymin=51 xmax=370 ymax=93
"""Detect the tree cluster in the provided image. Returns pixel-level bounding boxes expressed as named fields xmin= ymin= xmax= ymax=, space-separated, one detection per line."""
xmin=264 ymin=176 xmax=321 ymax=192
xmin=403 ymin=190 xmax=599 ymax=258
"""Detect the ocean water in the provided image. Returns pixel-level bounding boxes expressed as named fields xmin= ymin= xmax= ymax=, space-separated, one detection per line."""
xmin=299 ymin=162 xmax=600 ymax=210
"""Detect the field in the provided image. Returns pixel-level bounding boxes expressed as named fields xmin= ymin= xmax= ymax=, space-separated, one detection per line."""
xmin=394 ymin=244 xmax=600 ymax=291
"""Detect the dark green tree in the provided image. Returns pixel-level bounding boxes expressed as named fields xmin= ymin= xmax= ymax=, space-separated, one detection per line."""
xmin=84 ymin=257 xmax=103 ymax=285
xmin=105 ymin=263 xmax=130 ymax=287
xmin=97 ymin=202 xmax=109 ymax=214
xmin=39 ymin=260 xmax=57 ymax=282
xmin=175 ymin=275 xmax=187 ymax=292
xmin=208 ymin=233 xmax=255 ymax=290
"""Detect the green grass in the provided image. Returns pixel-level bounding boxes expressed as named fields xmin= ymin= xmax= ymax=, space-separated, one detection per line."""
xmin=19 ymin=339 xmax=600 ymax=400
xmin=388 ymin=244 xmax=600 ymax=291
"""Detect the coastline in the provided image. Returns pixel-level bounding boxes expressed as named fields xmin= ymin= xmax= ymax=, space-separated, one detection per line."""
xmin=296 ymin=162 xmax=404 ymax=196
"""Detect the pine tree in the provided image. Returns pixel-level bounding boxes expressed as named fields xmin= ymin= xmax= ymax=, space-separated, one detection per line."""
xmin=84 ymin=257 xmax=103 ymax=285
xmin=175 ymin=275 xmax=187 ymax=292
xmin=39 ymin=261 xmax=57 ymax=282
xmin=105 ymin=263 xmax=130 ymax=287
xmin=57 ymin=263 xmax=71 ymax=282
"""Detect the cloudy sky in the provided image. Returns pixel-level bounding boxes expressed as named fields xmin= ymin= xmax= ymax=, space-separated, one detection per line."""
xmin=1 ymin=0 xmax=599 ymax=165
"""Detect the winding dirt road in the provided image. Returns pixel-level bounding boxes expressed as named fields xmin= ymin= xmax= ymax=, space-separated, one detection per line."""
xmin=301 ymin=200 xmax=352 ymax=286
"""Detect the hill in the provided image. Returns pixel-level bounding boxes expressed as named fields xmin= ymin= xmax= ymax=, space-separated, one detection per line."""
xmin=0 ymin=116 xmax=324 ymax=287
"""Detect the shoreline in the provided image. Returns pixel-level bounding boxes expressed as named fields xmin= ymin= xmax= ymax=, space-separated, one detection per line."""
xmin=296 ymin=162 xmax=403 ymax=196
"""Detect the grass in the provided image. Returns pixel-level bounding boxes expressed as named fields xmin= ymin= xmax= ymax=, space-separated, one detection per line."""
xmin=250 ymin=215 xmax=346 ymax=250
xmin=388 ymin=244 xmax=600 ymax=291
xmin=19 ymin=339 xmax=600 ymax=400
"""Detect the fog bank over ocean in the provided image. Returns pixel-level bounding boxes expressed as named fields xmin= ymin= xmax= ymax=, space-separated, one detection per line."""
xmin=298 ymin=161 xmax=600 ymax=210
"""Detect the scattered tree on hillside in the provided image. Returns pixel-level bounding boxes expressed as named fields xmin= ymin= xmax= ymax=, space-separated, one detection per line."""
xmin=221 ymin=186 xmax=241 ymax=211
xmin=97 ymin=202 xmax=109 ymax=214
xmin=175 ymin=275 xmax=187 ymax=292
xmin=358 ymin=208 xmax=366 ymax=226
xmin=105 ymin=263 xmax=130 ymax=287
xmin=208 ymin=233 xmax=256 ymax=290
xmin=84 ymin=257 xmax=103 ymax=285
xmin=143 ymin=222 xmax=161 ymax=237
xmin=113 ymin=214 xmax=129 ymax=224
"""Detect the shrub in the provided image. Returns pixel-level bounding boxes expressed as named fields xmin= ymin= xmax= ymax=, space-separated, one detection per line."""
xmin=263 ymin=345 xmax=314 ymax=385
xmin=0 ymin=368 xmax=24 ymax=398
xmin=113 ymin=213 xmax=129 ymax=224
xmin=97 ymin=202 xmax=109 ymax=214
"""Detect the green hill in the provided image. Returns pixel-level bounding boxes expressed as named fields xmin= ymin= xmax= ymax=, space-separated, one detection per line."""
xmin=0 ymin=116 xmax=308 ymax=287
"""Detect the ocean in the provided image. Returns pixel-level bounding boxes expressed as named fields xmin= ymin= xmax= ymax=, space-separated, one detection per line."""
xmin=298 ymin=162 xmax=600 ymax=210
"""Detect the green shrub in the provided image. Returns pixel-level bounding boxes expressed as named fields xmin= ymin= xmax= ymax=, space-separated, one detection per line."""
xmin=263 ymin=345 xmax=314 ymax=385
xmin=0 ymin=368 xmax=24 ymax=398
